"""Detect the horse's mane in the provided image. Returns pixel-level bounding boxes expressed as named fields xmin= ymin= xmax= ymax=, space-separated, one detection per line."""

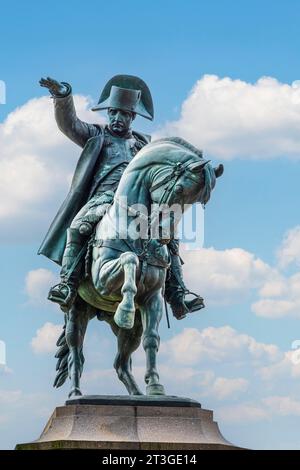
xmin=153 ymin=137 xmax=203 ymax=158
xmin=125 ymin=137 xmax=204 ymax=174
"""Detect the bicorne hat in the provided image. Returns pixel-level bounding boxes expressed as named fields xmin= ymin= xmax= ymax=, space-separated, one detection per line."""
xmin=91 ymin=74 xmax=154 ymax=121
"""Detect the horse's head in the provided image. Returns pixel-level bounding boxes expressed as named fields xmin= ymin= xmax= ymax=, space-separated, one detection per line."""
xmin=147 ymin=138 xmax=223 ymax=242
xmin=112 ymin=136 xmax=223 ymax=243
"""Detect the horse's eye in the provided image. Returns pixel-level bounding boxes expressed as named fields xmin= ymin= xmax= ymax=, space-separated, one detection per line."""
xmin=175 ymin=184 xmax=183 ymax=194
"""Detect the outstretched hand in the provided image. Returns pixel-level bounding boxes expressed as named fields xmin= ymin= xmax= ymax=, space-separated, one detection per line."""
xmin=39 ymin=76 xmax=65 ymax=95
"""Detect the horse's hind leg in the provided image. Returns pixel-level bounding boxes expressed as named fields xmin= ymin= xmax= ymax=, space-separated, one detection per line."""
xmin=65 ymin=297 xmax=90 ymax=398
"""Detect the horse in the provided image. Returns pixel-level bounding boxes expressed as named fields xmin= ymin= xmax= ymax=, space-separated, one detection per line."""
xmin=53 ymin=137 xmax=223 ymax=398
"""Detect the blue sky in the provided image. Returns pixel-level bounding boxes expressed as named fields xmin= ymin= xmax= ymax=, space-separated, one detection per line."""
xmin=1 ymin=0 xmax=300 ymax=450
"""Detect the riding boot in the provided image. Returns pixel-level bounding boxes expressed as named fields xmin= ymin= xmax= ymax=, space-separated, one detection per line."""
xmin=165 ymin=239 xmax=205 ymax=320
xmin=48 ymin=228 xmax=86 ymax=312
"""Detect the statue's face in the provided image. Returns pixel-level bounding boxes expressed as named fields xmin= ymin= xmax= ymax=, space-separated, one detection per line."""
xmin=108 ymin=108 xmax=134 ymax=134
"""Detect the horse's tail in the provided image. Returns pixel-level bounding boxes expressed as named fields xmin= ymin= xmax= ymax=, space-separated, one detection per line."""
xmin=53 ymin=310 xmax=87 ymax=388
xmin=53 ymin=319 xmax=69 ymax=388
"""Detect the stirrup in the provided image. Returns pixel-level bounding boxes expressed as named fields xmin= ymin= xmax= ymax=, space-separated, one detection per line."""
xmin=184 ymin=292 xmax=205 ymax=313
xmin=169 ymin=290 xmax=205 ymax=320
xmin=48 ymin=282 xmax=76 ymax=309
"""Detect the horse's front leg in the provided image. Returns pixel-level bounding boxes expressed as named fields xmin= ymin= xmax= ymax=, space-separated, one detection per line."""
xmin=65 ymin=298 xmax=89 ymax=398
xmin=104 ymin=311 xmax=144 ymax=395
xmin=114 ymin=252 xmax=139 ymax=329
xmin=114 ymin=311 xmax=144 ymax=395
xmin=96 ymin=251 xmax=139 ymax=330
xmin=140 ymin=292 xmax=166 ymax=396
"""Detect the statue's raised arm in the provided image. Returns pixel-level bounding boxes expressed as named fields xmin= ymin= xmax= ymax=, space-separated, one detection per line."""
xmin=39 ymin=76 xmax=100 ymax=148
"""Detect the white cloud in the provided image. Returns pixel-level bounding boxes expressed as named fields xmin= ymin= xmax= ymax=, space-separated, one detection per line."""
xmin=252 ymin=272 xmax=300 ymax=318
xmin=161 ymin=326 xmax=281 ymax=366
xmin=263 ymin=396 xmax=300 ymax=416
xmin=189 ymin=226 xmax=300 ymax=319
xmin=219 ymin=396 xmax=300 ymax=424
xmin=115 ymin=322 xmax=300 ymax=424
xmin=156 ymin=364 xmax=249 ymax=400
xmin=31 ymin=322 xmax=62 ymax=354
xmin=211 ymin=377 xmax=249 ymax=400
xmin=157 ymin=74 xmax=300 ymax=159
xmin=258 ymin=279 xmax=287 ymax=297
xmin=277 ymin=226 xmax=300 ymax=268
xmin=258 ymin=349 xmax=300 ymax=381
xmin=181 ymin=246 xmax=274 ymax=305
xmin=0 ymin=94 xmax=104 ymax=241
xmin=179 ymin=227 xmax=300 ymax=319
xmin=25 ymin=268 xmax=58 ymax=305
xmin=252 ymin=298 xmax=300 ymax=318
xmin=178 ymin=231 xmax=300 ymax=320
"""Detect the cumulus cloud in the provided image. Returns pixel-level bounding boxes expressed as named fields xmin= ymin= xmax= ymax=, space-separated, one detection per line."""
xmin=25 ymin=268 xmax=58 ymax=305
xmin=171 ymin=326 xmax=300 ymax=404
xmin=218 ymin=396 xmax=300 ymax=424
xmin=211 ymin=377 xmax=249 ymax=400
xmin=158 ymin=365 xmax=248 ymax=401
xmin=31 ymin=322 xmax=62 ymax=354
xmin=277 ymin=226 xmax=300 ymax=268
xmin=0 ymin=94 xmax=104 ymax=241
xmin=258 ymin=279 xmax=287 ymax=298
xmin=157 ymin=74 xmax=300 ymax=159
xmin=258 ymin=349 xmax=300 ymax=381
xmin=252 ymin=271 xmax=300 ymax=318
xmin=160 ymin=326 xmax=281 ymax=366
xmin=181 ymin=246 xmax=274 ymax=305
xmin=131 ymin=362 xmax=249 ymax=401
xmin=252 ymin=298 xmax=300 ymax=318
xmin=178 ymin=227 xmax=300 ymax=319
xmin=250 ymin=226 xmax=300 ymax=319
xmin=128 ymin=323 xmax=300 ymax=423
xmin=159 ymin=325 xmax=300 ymax=405
xmin=263 ymin=396 xmax=300 ymax=416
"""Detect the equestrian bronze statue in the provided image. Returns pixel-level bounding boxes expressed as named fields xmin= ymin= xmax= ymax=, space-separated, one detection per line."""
xmin=38 ymin=75 xmax=223 ymax=397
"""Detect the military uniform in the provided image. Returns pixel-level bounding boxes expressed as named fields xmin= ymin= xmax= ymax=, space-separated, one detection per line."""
xmin=70 ymin=126 xmax=144 ymax=231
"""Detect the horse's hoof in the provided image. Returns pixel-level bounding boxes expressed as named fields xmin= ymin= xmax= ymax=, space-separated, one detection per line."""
xmin=146 ymin=383 xmax=166 ymax=396
xmin=68 ymin=387 xmax=82 ymax=398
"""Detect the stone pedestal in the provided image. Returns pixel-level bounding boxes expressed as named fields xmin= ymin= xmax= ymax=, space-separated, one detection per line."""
xmin=16 ymin=395 xmax=239 ymax=450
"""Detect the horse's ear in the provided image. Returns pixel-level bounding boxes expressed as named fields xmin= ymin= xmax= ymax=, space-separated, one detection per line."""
xmin=214 ymin=164 xmax=224 ymax=178
xmin=189 ymin=160 xmax=210 ymax=173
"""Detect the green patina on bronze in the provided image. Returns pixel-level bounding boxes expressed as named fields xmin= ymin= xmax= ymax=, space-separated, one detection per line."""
xmin=38 ymin=75 xmax=223 ymax=398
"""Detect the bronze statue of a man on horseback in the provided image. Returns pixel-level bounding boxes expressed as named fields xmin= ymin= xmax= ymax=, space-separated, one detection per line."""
xmin=39 ymin=75 xmax=223 ymax=397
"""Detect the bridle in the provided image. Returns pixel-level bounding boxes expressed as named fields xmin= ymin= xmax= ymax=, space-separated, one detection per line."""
xmin=115 ymin=159 xmax=208 ymax=243
xmin=150 ymin=160 xmax=205 ymax=205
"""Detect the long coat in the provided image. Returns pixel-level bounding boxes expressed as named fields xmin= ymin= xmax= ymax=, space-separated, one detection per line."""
xmin=38 ymin=93 xmax=150 ymax=265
